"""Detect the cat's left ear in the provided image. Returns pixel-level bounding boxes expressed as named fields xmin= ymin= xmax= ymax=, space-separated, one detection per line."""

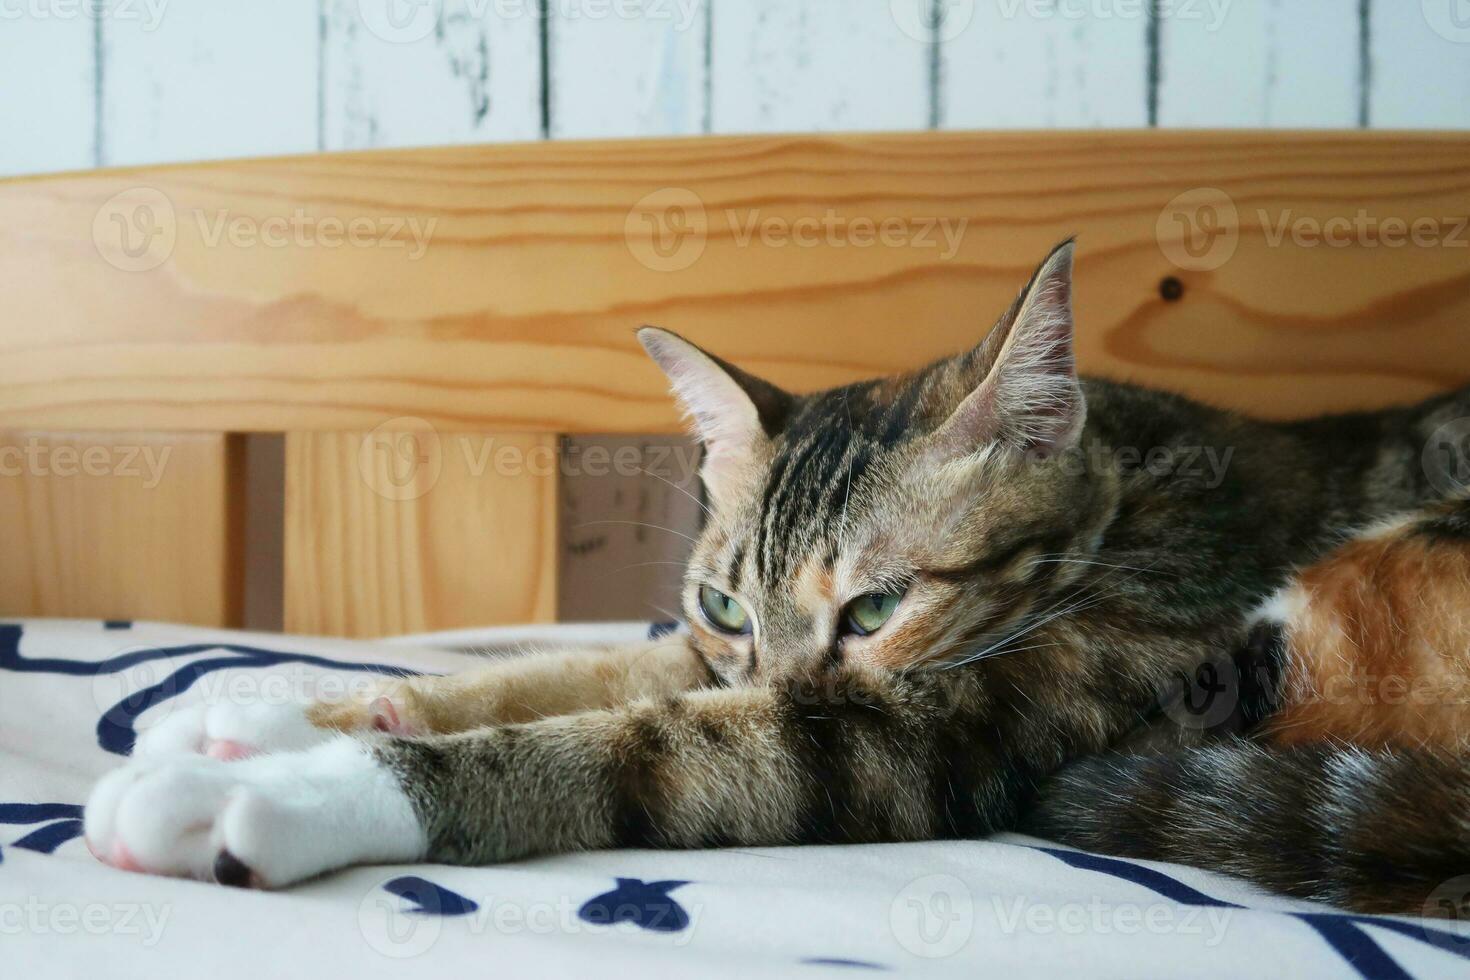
xmin=929 ymin=240 xmax=1086 ymax=459
xmin=638 ymin=327 xmax=793 ymax=499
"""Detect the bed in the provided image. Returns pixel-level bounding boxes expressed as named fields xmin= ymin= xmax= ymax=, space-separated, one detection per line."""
xmin=4 ymin=617 xmax=1468 ymax=978
xmin=2 ymin=131 xmax=1469 ymax=976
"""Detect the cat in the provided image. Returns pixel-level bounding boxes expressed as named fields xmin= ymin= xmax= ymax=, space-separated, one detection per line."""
xmin=84 ymin=241 xmax=1470 ymax=915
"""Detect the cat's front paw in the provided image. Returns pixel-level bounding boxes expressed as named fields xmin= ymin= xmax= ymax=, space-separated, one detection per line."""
xmin=132 ymin=701 xmax=331 ymax=761
xmin=85 ymin=739 xmax=426 ymax=888
xmin=132 ymin=694 xmax=413 ymax=761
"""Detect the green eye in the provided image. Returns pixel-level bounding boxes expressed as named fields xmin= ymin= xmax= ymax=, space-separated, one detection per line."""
xmin=845 ymin=593 xmax=903 ymax=636
xmin=698 ymin=585 xmax=750 ymax=635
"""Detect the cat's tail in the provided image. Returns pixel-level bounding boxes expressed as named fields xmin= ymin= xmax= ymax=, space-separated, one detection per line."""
xmin=1021 ymin=742 xmax=1470 ymax=916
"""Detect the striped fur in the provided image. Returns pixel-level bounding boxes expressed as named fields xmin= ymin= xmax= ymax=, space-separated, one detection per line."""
xmin=338 ymin=243 xmax=1470 ymax=914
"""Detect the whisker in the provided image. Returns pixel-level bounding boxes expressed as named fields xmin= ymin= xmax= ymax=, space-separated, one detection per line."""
xmin=934 ymin=561 xmax=1156 ymax=670
xmin=646 ymin=602 xmax=685 ymax=623
xmin=637 ymin=466 xmax=712 ymax=520
xmin=1026 ymin=557 xmax=1173 ymax=576
xmin=574 ymin=520 xmax=700 ymax=544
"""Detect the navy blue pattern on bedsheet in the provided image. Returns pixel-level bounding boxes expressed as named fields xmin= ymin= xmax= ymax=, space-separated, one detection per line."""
xmin=2 ymin=621 xmax=1469 ymax=976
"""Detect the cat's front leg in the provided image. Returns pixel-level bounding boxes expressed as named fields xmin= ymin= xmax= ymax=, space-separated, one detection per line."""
xmin=85 ymin=737 xmax=425 ymax=886
xmin=130 ymin=637 xmax=711 ymax=762
xmin=87 ymin=667 xmax=985 ymax=886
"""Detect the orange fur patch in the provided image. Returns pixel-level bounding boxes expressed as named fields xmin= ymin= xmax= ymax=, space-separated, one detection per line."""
xmin=1262 ymin=523 xmax=1470 ymax=751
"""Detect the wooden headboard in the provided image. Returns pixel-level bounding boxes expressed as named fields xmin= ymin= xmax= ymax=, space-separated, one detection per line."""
xmin=2 ymin=131 xmax=1467 ymax=636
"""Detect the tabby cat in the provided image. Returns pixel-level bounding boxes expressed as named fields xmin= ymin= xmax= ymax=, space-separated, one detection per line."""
xmin=85 ymin=242 xmax=1470 ymax=916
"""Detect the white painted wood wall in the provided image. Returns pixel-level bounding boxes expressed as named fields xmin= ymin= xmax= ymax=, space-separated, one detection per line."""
xmin=3 ymin=0 xmax=1466 ymax=623
xmin=7 ymin=1 xmax=1466 ymax=177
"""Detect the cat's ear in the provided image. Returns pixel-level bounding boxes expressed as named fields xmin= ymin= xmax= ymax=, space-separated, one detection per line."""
xmin=930 ymin=240 xmax=1086 ymax=459
xmin=638 ymin=327 xmax=793 ymax=497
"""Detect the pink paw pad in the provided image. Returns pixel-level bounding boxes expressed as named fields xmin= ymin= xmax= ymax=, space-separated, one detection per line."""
xmin=205 ymin=740 xmax=259 ymax=761
xmin=89 ymin=838 xmax=145 ymax=873
xmin=370 ymin=696 xmax=414 ymax=736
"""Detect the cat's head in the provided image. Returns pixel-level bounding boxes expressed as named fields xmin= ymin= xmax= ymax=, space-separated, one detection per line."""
xmin=640 ymin=242 xmax=1116 ymax=682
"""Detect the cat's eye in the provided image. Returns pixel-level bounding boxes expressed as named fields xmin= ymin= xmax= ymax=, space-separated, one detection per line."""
xmin=844 ymin=592 xmax=904 ymax=637
xmin=698 ymin=585 xmax=751 ymax=635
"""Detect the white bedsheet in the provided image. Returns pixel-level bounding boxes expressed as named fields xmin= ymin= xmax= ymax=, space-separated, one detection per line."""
xmin=2 ymin=618 xmax=1466 ymax=979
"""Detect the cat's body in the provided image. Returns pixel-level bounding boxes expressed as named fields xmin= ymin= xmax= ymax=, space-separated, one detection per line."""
xmin=84 ymin=244 xmax=1470 ymax=915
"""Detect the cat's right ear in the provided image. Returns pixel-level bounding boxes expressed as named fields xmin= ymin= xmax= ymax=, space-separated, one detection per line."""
xmin=638 ymin=327 xmax=793 ymax=500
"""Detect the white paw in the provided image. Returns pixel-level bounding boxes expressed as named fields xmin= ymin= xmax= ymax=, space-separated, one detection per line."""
xmin=85 ymin=738 xmax=427 ymax=888
xmin=132 ymin=701 xmax=332 ymax=761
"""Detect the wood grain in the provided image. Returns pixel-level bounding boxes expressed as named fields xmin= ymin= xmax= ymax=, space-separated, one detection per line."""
xmin=284 ymin=430 xmax=557 ymax=636
xmin=0 ymin=432 xmax=243 ymax=625
xmin=2 ymin=131 xmax=1468 ymax=433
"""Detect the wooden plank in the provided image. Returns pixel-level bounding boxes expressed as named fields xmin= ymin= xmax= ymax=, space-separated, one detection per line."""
xmin=710 ymin=0 xmax=929 ymax=132
xmin=101 ymin=0 xmax=317 ymax=166
xmin=0 ymin=432 xmax=242 ymax=626
xmin=319 ymin=7 xmax=553 ymax=628
xmin=940 ymin=1 xmax=1147 ymax=127
xmin=0 ymin=16 xmax=95 ymax=175
xmin=284 ymin=430 xmax=557 ymax=636
xmin=546 ymin=2 xmax=710 ymax=619
xmin=549 ymin=0 xmax=709 ymax=137
xmin=557 ymin=434 xmax=704 ymax=623
xmin=1 ymin=131 xmax=1469 ymax=430
xmin=1158 ymin=0 xmax=1361 ymax=126
xmin=322 ymin=0 xmax=542 ymax=149
xmin=1370 ymin=2 xmax=1470 ymax=127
